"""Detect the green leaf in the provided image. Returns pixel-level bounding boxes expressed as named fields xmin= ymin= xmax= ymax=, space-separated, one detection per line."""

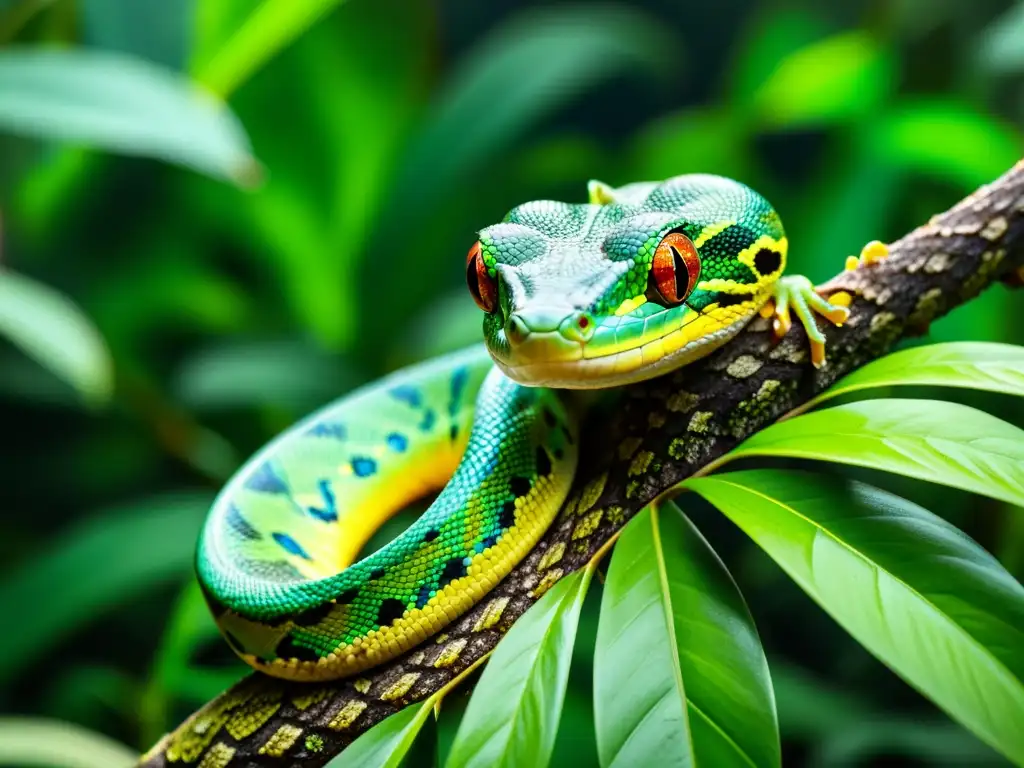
xmin=197 ymin=0 xmax=350 ymax=97
xmin=594 ymin=503 xmax=779 ymax=768
xmin=446 ymin=567 xmax=593 ymax=768
xmin=0 ymin=717 xmax=136 ymax=767
xmin=0 ymin=270 xmax=112 ymax=405
xmin=978 ymin=1 xmax=1024 ymax=74
xmin=172 ymin=339 xmax=360 ymax=410
xmin=686 ymin=470 xmax=1024 ymax=764
xmin=724 ymin=399 xmax=1024 ymax=508
xmin=328 ymin=697 xmax=435 ymax=768
xmin=0 ymin=493 xmax=210 ymax=687
xmin=868 ymin=100 xmax=1023 ymax=189
xmin=810 ymin=342 xmax=1024 ymax=407
xmin=390 ymin=4 xmax=673 ymax=224
xmin=0 ymin=48 xmax=257 ymax=184
xmin=752 ymin=31 xmax=894 ymax=129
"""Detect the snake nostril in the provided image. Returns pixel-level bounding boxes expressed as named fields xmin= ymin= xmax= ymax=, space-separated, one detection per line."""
xmin=505 ymin=315 xmax=529 ymax=346
xmin=559 ymin=311 xmax=594 ymax=342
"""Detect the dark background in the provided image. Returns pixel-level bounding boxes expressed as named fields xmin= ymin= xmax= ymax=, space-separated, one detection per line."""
xmin=0 ymin=0 xmax=1022 ymax=764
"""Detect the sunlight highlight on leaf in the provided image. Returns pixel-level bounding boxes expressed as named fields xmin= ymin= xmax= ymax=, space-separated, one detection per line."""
xmin=686 ymin=470 xmax=1024 ymax=764
xmin=0 ymin=270 xmax=112 ymax=405
xmin=723 ymin=399 xmax=1024 ymax=508
xmin=197 ymin=0 xmax=349 ymax=97
xmin=0 ymin=717 xmax=136 ymax=767
xmin=446 ymin=567 xmax=593 ymax=768
xmin=808 ymin=342 xmax=1024 ymax=408
xmin=0 ymin=49 xmax=257 ymax=183
xmin=594 ymin=503 xmax=779 ymax=768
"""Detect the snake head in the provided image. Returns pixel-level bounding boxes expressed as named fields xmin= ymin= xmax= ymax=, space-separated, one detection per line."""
xmin=467 ymin=174 xmax=788 ymax=388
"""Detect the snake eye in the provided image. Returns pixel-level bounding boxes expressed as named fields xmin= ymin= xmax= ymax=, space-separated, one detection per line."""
xmin=647 ymin=231 xmax=701 ymax=306
xmin=466 ymin=241 xmax=497 ymax=313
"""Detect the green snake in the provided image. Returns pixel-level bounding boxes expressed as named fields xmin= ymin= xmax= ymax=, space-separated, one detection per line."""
xmin=197 ymin=173 xmax=863 ymax=681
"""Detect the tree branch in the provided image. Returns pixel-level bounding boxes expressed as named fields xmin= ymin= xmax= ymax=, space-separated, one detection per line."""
xmin=139 ymin=160 xmax=1024 ymax=768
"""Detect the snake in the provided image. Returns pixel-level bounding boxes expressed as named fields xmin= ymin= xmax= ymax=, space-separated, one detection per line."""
xmin=197 ymin=173 xmax=864 ymax=681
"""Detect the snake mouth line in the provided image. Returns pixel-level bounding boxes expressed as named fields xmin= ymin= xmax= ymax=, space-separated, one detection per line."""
xmin=490 ymin=303 xmax=758 ymax=388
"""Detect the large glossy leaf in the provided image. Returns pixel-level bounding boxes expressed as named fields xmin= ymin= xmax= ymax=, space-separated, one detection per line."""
xmin=868 ymin=100 xmax=1023 ymax=189
xmin=0 ymin=270 xmax=112 ymax=405
xmin=197 ymin=0 xmax=350 ymax=97
xmin=0 ymin=493 xmax=210 ymax=687
xmin=0 ymin=718 xmax=136 ymax=767
xmin=809 ymin=342 xmax=1024 ymax=407
xmin=329 ymin=697 xmax=435 ymax=768
xmin=0 ymin=49 xmax=256 ymax=183
xmin=751 ymin=31 xmax=894 ymax=129
xmin=723 ymin=399 xmax=1024 ymax=508
xmin=594 ymin=503 xmax=779 ymax=768
xmin=686 ymin=470 xmax=1024 ymax=764
xmin=446 ymin=567 xmax=593 ymax=768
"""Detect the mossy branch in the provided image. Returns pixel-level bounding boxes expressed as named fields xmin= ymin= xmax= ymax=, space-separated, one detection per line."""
xmin=139 ymin=160 xmax=1024 ymax=768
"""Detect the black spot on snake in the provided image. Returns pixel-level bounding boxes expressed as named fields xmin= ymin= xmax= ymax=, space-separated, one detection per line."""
xmin=245 ymin=462 xmax=288 ymax=494
xmin=438 ymin=558 xmax=467 ymax=587
xmin=415 ymin=585 xmax=432 ymax=609
xmin=554 ymin=447 xmax=564 ymax=460
xmin=277 ymin=634 xmax=321 ymax=663
xmin=510 ymin=476 xmax=532 ymax=498
xmin=754 ymin=247 xmax=782 ymax=276
xmin=371 ymin=568 xmax=386 ymax=581
xmin=377 ymin=598 xmax=406 ymax=627
xmin=351 ymin=457 xmax=377 ymax=477
xmin=450 ymin=424 xmax=459 ymax=442
xmin=716 ymin=292 xmax=751 ymax=308
xmin=543 ymin=407 xmax=557 ymax=428
xmin=499 ymin=500 xmax=516 ymax=529
xmin=292 ymin=600 xmax=335 ymax=627
xmin=535 ymin=446 xmax=552 ymax=476
xmin=272 ymin=532 xmax=312 ymax=560
xmin=337 ymin=587 xmax=360 ymax=605
xmin=386 ymin=432 xmax=409 ymax=452
xmin=423 ymin=529 xmax=440 ymax=542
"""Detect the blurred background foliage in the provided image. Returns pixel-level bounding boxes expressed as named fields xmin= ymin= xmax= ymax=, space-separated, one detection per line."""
xmin=0 ymin=0 xmax=1022 ymax=765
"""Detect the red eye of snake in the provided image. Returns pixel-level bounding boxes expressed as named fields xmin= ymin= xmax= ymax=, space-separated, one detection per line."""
xmin=648 ymin=231 xmax=701 ymax=306
xmin=466 ymin=241 xmax=498 ymax=313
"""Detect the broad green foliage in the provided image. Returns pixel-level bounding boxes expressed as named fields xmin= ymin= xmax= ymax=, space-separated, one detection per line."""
xmin=446 ymin=568 xmax=593 ymax=768
xmin=0 ymin=1 xmax=1022 ymax=767
xmin=0 ymin=271 xmax=112 ymax=405
xmin=0 ymin=717 xmax=136 ymax=768
xmin=810 ymin=341 xmax=1024 ymax=405
xmin=723 ymin=399 xmax=1024 ymax=507
xmin=594 ymin=504 xmax=779 ymax=768
xmin=0 ymin=494 xmax=210 ymax=687
xmin=0 ymin=49 xmax=256 ymax=182
xmin=329 ymin=695 xmax=437 ymax=768
xmin=685 ymin=471 xmax=1024 ymax=764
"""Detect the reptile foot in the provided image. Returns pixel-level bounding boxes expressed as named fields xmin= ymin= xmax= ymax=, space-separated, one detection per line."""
xmin=763 ymin=275 xmax=850 ymax=368
xmin=844 ymin=239 xmax=890 ymax=271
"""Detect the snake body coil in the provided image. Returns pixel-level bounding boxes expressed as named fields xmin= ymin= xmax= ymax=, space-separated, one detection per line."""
xmin=198 ymin=174 xmax=854 ymax=680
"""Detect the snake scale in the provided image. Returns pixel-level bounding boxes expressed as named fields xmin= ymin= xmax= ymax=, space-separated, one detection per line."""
xmin=197 ymin=173 xmax=861 ymax=681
